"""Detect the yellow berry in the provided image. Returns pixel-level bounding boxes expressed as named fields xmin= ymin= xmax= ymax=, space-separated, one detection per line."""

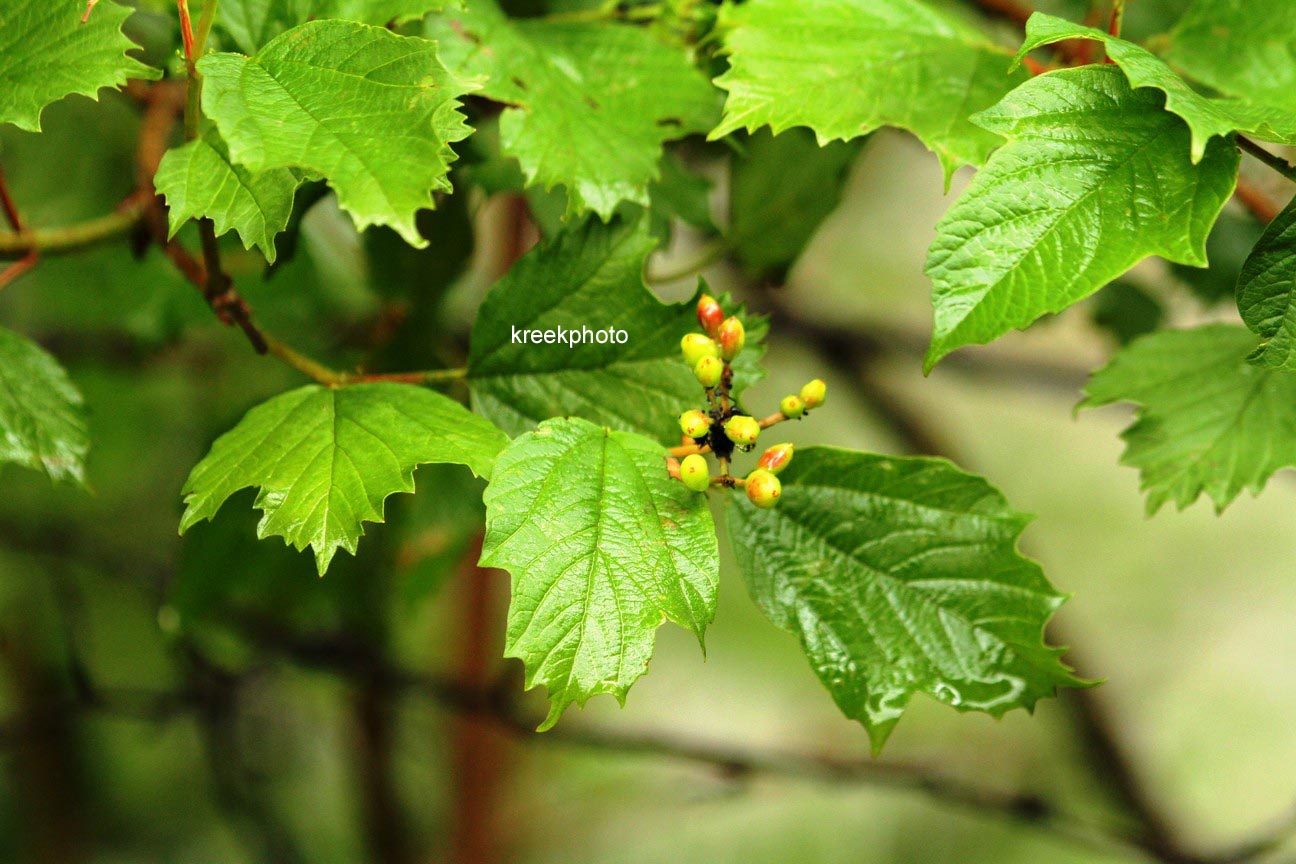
xmin=679 ymin=409 xmax=712 ymax=440
xmin=717 ymin=317 xmax=745 ymax=361
xmin=680 ymin=454 xmax=710 ymax=492
xmin=800 ymin=378 xmax=827 ymax=409
xmin=693 ymin=355 xmax=723 ymax=388
xmin=746 ymin=469 xmax=782 ymax=508
xmin=724 ymin=415 xmax=760 ymax=447
xmin=681 ymin=333 xmax=720 ymax=368
xmin=780 ymin=395 xmax=805 ymax=419
xmin=757 ymin=443 xmax=794 ymax=475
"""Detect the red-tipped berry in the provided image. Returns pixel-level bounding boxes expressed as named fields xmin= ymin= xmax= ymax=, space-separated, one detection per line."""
xmin=757 ymin=443 xmax=794 ymax=475
xmin=681 ymin=333 xmax=719 ymax=368
xmin=746 ymin=468 xmax=781 ymax=508
xmin=680 ymin=454 xmax=710 ymax=492
xmin=679 ymin=409 xmax=712 ymax=439
xmin=724 ymin=414 xmax=760 ymax=447
xmin=780 ymin=395 xmax=805 ymax=419
xmin=717 ymin=317 xmax=745 ymax=361
xmin=696 ymin=294 xmax=724 ymax=337
xmin=694 ymin=355 xmax=723 ymax=389
xmin=800 ymin=378 xmax=827 ymax=409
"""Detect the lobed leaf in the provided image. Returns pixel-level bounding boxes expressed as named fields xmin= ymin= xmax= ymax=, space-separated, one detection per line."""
xmin=1082 ymin=325 xmax=1296 ymax=513
xmin=728 ymin=129 xmax=863 ymax=278
xmin=221 ymin=0 xmax=452 ymax=53
xmin=199 ymin=20 xmax=472 ymax=246
xmin=180 ymin=383 xmax=509 ymax=574
xmin=0 ymin=327 xmax=89 ymax=485
xmin=481 ymin=417 xmax=718 ymax=729
xmin=428 ymin=0 xmax=718 ymax=218
xmin=1237 ymin=198 xmax=1296 ymax=371
xmin=154 ymin=129 xmax=300 ymax=263
xmin=728 ymin=447 xmax=1081 ymax=752
xmin=925 ymin=65 xmax=1238 ymax=370
xmin=1015 ymin=13 xmax=1296 ymax=163
xmin=467 ymin=217 xmax=767 ymax=442
xmin=0 ymin=0 xmax=159 ymax=132
xmin=710 ymin=0 xmax=1029 ymax=180
xmin=1167 ymin=0 xmax=1296 ymax=114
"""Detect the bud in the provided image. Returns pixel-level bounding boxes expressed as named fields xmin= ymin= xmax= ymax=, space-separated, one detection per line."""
xmin=800 ymin=378 xmax=827 ymax=409
xmin=723 ymin=414 xmax=760 ymax=447
xmin=696 ymin=294 xmax=724 ymax=337
xmin=681 ymin=333 xmax=719 ymax=368
xmin=779 ymin=395 xmax=805 ymax=419
xmin=716 ymin=317 xmax=745 ymax=361
xmin=679 ymin=454 xmax=711 ymax=492
xmin=745 ymin=468 xmax=782 ymax=508
xmin=757 ymin=443 xmax=794 ymax=475
xmin=679 ymin=409 xmax=712 ymax=440
xmin=693 ymin=355 xmax=723 ymax=389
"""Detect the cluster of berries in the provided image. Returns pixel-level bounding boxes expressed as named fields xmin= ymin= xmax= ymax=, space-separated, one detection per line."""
xmin=670 ymin=294 xmax=826 ymax=508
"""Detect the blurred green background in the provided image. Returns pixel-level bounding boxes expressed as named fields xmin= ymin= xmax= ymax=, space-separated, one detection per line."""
xmin=3 ymin=49 xmax=1296 ymax=864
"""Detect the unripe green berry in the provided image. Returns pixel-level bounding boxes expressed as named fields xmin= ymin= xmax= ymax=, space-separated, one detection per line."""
xmin=679 ymin=409 xmax=712 ymax=440
xmin=800 ymin=379 xmax=827 ymax=409
xmin=693 ymin=355 xmax=723 ymax=388
xmin=681 ymin=333 xmax=720 ymax=368
xmin=745 ymin=468 xmax=782 ymax=508
xmin=696 ymin=293 xmax=724 ymax=337
xmin=780 ymin=395 xmax=805 ymax=419
xmin=717 ymin=317 xmax=745 ymax=361
xmin=679 ymin=454 xmax=710 ymax=492
xmin=724 ymin=414 xmax=760 ymax=447
xmin=757 ymin=443 xmax=794 ymax=475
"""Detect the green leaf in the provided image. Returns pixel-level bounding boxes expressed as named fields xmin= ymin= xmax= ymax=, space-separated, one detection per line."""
xmin=1170 ymin=210 xmax=1264 ymax=306
xmin=221 ymin=0 xmax=451 ymax=54
xmin=649 ymin=151 xmax=715 ymax=237
xmin=727 ymin=447 xmax=1080 ymax=752
xmin=925 ymin=66 xmax=1238 ymax=371
xmin=0 ymin=0 xmax=159 ymax=131
xmin=1236 ymin=199 xmax=1296 ymax=370
xmin=709 ymin=0 xmax=1029 ymax=179
xmin=179 ymin=383 xmax=509 ymax=574
xmin=1014 ymin=13 xmax=1296 ymax=162
xmin=467 ymin=217 xmax=767 ymax=441
xmin=480 ymin=417 xmax=718 ymax=729
xmin=1082 ymin=324 xmax=1296 ymax=513
xmin=1090 ymin=280 xmax=1165 ymax=346
xmin=0 ymin=327 xmax=89 ymax=485
xmin=729 ymin=129 xmax=862 ymax=278
xmin=154 ymin=129 xmax=300 ymax=263
xmin=199 ymin=20 xmax=472 ymax=246
xmin=428 ymin=0 xmax=719 ymax=217
xmin=1168 ymin=0 xmax=1296 ymax=113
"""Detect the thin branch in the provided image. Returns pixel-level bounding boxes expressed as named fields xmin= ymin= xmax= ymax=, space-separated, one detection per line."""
xmin=0 ymin=164 xmax=23 ymax=230
xmin=129 ymin=74 xmax=465 ymax=384
xmin=0 ymin=253 xmax=38 ymax=291
xmin=647 ymin=238 xmax=730 ymax=284
xmin=176 ymin=0 xmax=196 ymax=65
xmin=1237 ymin=136 xmax=1296 ymax=185
xmin=1108 ymin=0 xmax=1125 ymax=39
xmin=0 ymin=162 xmax=39 ymax=290
xmin=756 ymin=410 xmax=792 ymax=430
xmin=0 ymin=195 xmax=149 ymax=256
